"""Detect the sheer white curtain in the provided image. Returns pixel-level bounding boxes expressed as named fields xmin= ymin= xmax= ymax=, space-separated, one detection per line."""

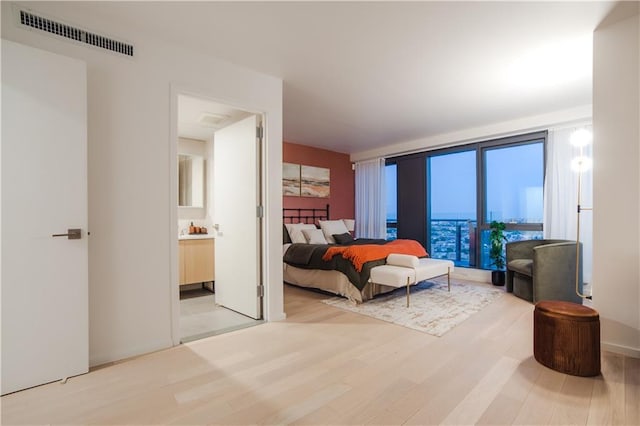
xmin=355 ymin=158 xmax=386 ymax=239
xmin=544 ymin=124 xmax=593 ymax=283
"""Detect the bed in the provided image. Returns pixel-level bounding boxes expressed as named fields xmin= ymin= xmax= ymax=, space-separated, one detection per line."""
xmin=282 ymin=205 xmax=428 ymax=303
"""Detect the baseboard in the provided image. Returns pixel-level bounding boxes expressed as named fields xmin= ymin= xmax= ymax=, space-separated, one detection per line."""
xmin=89 ymin=338 xmax=173 ymax=369
xmin=268 ymin=312 xmax=287 ymax=322
xmin=601 ymin=341 xmax=640 ymax=359
xmin=451 ymin=267 xmax=491 ymax=283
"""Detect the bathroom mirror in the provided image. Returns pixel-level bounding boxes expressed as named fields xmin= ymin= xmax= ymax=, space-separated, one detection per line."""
xmin=178 ymin=154 xmax=205 ymax=208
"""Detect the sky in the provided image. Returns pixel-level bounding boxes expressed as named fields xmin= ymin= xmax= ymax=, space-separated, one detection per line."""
xmin=386 ymin=142 xmax=544 ymax=222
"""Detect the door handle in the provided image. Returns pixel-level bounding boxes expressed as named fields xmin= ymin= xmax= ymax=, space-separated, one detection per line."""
xmin=52 ymin=228 xmax=81 ymax=240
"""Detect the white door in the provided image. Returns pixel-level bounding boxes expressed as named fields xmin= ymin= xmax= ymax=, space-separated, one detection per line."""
xmin=1 ymin=40 xmax=88 ymax=395
xmin=213 ymin=115 xmax=262 ymax=319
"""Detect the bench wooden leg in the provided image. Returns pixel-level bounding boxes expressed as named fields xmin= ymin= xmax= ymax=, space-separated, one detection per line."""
xmin=406 ymin=276 xmax=410 ymax=307
xmin=447 ymin=267 xmax=451 ymax=292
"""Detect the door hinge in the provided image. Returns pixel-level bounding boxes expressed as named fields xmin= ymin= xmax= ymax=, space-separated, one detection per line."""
xmin=256 ymin=125 xmax=264 ymax=139
xmin=257 ymin=205 xmax=264 ymax=218
xmin=257 ymin=285 xmax=264 ymax=297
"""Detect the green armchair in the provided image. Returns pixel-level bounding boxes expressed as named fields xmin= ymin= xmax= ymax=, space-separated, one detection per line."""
xmin=506 ymin=239 xmax=583 ymax=304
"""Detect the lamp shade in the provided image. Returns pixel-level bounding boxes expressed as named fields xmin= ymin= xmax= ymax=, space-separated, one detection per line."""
xmin=342 ymin=219 xmax=355 ymax=232
xmin=570 ymin=128 xmax=592 ymax=147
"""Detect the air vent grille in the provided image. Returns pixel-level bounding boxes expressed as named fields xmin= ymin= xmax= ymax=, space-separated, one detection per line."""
xmin=19 ymin=10 xmax=134 ymax=57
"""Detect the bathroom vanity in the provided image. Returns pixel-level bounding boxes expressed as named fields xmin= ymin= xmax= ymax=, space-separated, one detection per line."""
xmin=178 ymin=235 xmax=214 ymax=286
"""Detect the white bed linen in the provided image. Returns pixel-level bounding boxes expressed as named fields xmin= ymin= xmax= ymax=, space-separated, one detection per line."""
xmin=283 ymin=244 xmax=397 ymax=303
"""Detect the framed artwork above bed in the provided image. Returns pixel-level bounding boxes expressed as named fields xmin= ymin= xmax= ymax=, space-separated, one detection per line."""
xmin=282 ymin=163 xmax=300 ymax=196
xmin=301 ymin=165 xmax=330 ymax=198
xmin=283 ymin=163 xmax=330 ymax=198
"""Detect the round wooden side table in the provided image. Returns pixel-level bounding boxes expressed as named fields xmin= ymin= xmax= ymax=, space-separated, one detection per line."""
xmin=533 ymin=300 xmax=600 ymax=377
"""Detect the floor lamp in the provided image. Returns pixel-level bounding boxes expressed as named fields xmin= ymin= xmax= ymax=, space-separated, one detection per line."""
xmin=570 ymin=128 xmax=592 ymax=299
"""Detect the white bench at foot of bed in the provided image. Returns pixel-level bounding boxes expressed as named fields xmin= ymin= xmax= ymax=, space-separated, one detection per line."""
xmin=369 ymin=255 xmax=455 ymax=307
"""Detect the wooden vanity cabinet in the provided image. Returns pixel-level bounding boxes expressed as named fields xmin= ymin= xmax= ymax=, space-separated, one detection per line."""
xmin=178 ymin=238 xmax=215 ymax=286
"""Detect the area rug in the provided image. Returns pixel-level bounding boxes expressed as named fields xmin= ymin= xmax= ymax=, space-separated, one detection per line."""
xmin=322 ymin=279 xmax=504 ymax=337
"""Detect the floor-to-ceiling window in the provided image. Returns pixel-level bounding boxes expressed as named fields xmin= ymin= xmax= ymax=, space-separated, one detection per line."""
xmin=386 ymin=131 xmax=545 ymax=269
xmin=479 ymin=141 xmax=544 ymax=268
xmin=427 ymin=150 xmax=476 ymax=266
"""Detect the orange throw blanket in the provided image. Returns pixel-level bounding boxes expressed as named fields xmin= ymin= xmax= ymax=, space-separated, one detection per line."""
xmin=322 ymin=239 xmax=428 ymax=272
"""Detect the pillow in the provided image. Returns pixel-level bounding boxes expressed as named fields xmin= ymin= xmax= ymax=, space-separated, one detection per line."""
xmin=302 ymin=228 xmax=328 ymax=244
xmin=319 ymin=220 xmax=349 ymax=244
xmin=284 ymin=223 xmax=317 ymax=244
xmin=332 ymin=232 xmax=354 ymax=244
xmin=386 ymin=254 xmax=420 ymax=268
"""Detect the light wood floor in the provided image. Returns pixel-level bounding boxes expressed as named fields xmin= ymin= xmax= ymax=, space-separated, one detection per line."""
xmin=2 ymin=281 xmax=638 ymax=425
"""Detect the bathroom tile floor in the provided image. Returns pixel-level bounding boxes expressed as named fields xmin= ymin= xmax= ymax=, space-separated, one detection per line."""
xmin=179 ymin=288 xmax=263 ymax=343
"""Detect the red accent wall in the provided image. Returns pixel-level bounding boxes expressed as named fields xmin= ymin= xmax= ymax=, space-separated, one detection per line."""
xmin=283 ymin=141 xmax=354 ymax=221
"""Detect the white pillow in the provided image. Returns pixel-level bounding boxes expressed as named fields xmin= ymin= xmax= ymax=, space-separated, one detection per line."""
xmin=285 ymin=223 xmax=317 ymax=244
xmin=319 ymin=220 xmax=349 ymax=244
xmin=302 ymin=228 xmax=328 ymax=244
xmin=386 ymin=254 xmax=419 ymax=268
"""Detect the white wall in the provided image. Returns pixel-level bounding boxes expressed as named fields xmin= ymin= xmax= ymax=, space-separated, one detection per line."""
xmin=350 ymin=105 xmax=592 ymax=161
xmin=1 ymin=2 xmax=284 ymax=366
xmin=178 ymin=137 xmax=208 ymax=157
xmin=593 ymin=3 xmax=640 ymax=357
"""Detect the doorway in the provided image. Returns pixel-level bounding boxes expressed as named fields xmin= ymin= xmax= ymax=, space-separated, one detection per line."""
xmin=174 ymin=93 xmax=264 ymax=343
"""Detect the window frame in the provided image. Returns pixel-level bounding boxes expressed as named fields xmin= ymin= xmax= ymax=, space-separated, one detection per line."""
xmin=477 ymin=134 xmax=545 ymax=268
xmin=425 ymin=145 xmax=477 ymax=265
xmin=386 ymin=130 xmax=547 ymax=269
xmin=477 ymin=134 xmax=546 ymax=229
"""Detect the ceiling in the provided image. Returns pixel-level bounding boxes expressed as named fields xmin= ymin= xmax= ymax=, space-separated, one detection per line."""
xmin=178 ymin=95 xmax=251 ymax=141
xmin=78 ymin=1 xmax=614 ymax=154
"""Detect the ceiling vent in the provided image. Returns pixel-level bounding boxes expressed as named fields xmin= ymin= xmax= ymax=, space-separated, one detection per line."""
xmin=18 ymin=9 xmax=134 ymax=57
xmin=199 ymin=112 xmax=231 ymax=127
